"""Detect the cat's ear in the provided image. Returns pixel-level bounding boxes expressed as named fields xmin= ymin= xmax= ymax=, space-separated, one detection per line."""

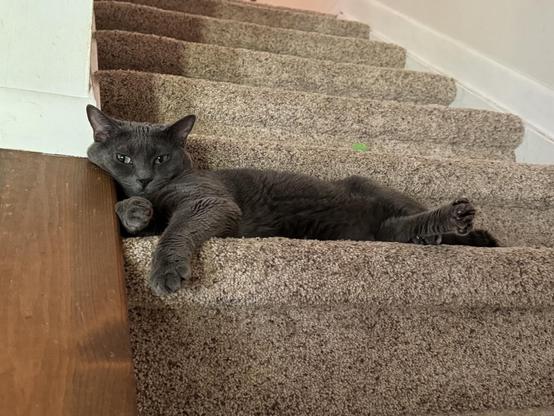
xmin=86 ymin=105 xmax=120 ymax=143
xmin=166 ymin=115 xmax=196 ymax=145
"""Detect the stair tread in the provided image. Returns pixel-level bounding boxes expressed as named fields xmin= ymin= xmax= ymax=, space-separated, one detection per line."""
xmin=94 ymin=1 xmax=404 ymax=67
xmin=95 ymin=0 xmax=370 ymax=38
xmin=96 ymin=69 xmax=523 ymax=161
xmin=96 ymin=30 xmax=456 ymax=105
xmin=128 ymin=303 xmax=554 ymax=416
xmin=124 ymin=237 xmax=554 ymax=310
xmin=185 ymin=134 xmax=554 ymax=206
xmin=190 ymin=124 xmax=513 ymax=161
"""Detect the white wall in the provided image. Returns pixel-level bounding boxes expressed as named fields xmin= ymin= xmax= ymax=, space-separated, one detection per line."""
xmin=371 ymin=0 xmax=554 ymax=91
xmin=0 ymin=0 xmax=95 ymax=157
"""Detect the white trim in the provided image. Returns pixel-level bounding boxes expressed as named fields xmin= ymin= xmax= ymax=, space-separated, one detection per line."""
xmin=340 ymin=0 xmax=554 ymax=164
xmin=0 ymin=2 xmax=96 ymax=157
xmin=0 ymin=86 xmax=95 ymax=157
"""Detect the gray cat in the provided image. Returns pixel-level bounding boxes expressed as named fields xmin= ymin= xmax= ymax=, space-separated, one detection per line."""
xmin=86 ymin=105 xmax=498 ymax=295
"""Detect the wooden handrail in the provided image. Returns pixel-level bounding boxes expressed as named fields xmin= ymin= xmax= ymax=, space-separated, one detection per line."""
xmin=0 ymin=150 xmax=137 ymax=416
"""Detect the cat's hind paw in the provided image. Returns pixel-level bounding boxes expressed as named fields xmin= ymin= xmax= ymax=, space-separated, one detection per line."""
xmin=449 ymin=198 xmax=475 ymax=235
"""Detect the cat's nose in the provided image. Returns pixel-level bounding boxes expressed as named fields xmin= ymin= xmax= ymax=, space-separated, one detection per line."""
xmin=137 ymin=177 xmax=153 ymax=188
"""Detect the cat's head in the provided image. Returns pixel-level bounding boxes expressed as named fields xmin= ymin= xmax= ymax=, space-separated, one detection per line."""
xmin=86 ymin=105 xmax=195 ymax=196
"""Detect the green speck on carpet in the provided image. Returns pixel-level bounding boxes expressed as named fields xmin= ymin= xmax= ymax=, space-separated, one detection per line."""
xmin=352 ymin=143 xmax=369 ymax=152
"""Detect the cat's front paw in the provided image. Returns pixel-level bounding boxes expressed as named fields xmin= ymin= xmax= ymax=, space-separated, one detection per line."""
xmin=115 ymin=196 xmax=153 ymax=234
xmin=149 ymin=258 xmax=191 ymax=296
xmin=449 ymin=198 xmax=475 ymax=235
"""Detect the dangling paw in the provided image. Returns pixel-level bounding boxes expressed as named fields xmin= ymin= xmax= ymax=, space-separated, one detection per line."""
xmin=149 ymin=258 xmax=191 ymax=296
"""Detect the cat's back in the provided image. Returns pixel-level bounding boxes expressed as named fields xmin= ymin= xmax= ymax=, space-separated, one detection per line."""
xmin=216 ymin=168 xmax=340 ymax=204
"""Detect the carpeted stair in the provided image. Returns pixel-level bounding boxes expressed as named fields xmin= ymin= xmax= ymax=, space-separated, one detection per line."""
xmin=92 ymin=1 xmax=554 ymax=415
xmin=97 ymin=70 xmax=523 ymax=161
xmin=94 ymin=1 xmax=405 ymax=66
xmin=97 ymin=0 xmax=371 ymax=37
xmin=96 ymin=30 xmax=456 ymax=105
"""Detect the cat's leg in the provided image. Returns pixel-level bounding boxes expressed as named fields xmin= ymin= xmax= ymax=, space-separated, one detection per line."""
xmin=338 ymin=175 xmax=440 ymax=243
xmin=115 ymin=196 xmax=154 ymax=234
xmin=150 ymin=197 xmax=241 ymax=295
xmin=376 ymin=198 xmax=475 ymax=243
xmin=337 ymin=175 xmax=426 ymax=215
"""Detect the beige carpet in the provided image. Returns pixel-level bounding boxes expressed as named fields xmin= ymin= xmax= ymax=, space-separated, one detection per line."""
xmin=96 ymin=69 xmax=523 ymax=161
xmin=93 ymin=1 xmax=554 ymax=414
xmin=96 ymin=30 xmax=456 ymax=105
xmin=95 ymin=1 xmax=405 ymax=66
xmin=97 ymin=0 xmax=371 ymax=37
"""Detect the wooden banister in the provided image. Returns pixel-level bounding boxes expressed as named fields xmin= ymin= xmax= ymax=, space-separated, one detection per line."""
xmin=0 ymin=149 xmax=137 ymax=416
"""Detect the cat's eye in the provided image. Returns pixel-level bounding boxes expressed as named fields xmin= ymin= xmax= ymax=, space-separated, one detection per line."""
xmin=154 ymin=154 xmax=170 ymax=165
xmin=116 ymin=153 xmax=133 ymax=165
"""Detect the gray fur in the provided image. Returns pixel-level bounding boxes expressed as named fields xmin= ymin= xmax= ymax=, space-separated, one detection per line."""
xmin=86 ymin=105 xmax=498 ymax=295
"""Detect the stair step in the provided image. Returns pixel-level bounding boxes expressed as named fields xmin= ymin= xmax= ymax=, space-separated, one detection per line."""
xmin=96 ymin=70 xmax=523 ymax=161
xmin=190 ymin=124 xmax=516 ymax=161
xmin=96 ymin=30 xmax=456 ymax=105
xmin=127 ymin=303 xmax=554 ymax=416
xmin=94 ymin=1 xmax=405 ymax=67
xmin=124 ymin=237 xmax=554 ymax=310
xmin=95 ymin=0 xmax=370 ymax=38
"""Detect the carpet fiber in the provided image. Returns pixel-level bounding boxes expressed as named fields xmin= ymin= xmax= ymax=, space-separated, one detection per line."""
xmin=93 ymin=1 xmax=554 ymax=414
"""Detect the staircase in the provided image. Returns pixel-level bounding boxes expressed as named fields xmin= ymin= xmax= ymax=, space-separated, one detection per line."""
xmin=93 ymin=1 xmax=554 ymax=414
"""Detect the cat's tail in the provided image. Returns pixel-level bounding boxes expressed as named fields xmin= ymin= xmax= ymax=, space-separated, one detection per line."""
xmin=441 ymin=230 xmax=500 ymax=247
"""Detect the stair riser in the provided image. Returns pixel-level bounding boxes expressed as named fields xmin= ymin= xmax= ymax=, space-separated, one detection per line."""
xmin=94 ymin=2 xmax=405 ymax=67
xmin=124 ymin=237 xmax=554 ymax=310
xmin=95 ymin=0 xmax=370 ymax=38
xmin=191 ymin=127 xmax=513 ymax=161
xmin=129 ymin=305 xmax=554 ymax=416
xmin=96 ymin=31 xmax=456 ymax=105
xmin=96 ymin=70 xmax=524 ymax=161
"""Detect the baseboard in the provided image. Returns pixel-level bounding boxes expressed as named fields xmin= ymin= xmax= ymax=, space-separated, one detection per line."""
xmin=340 ymin=0 xmax=554 ymax=164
